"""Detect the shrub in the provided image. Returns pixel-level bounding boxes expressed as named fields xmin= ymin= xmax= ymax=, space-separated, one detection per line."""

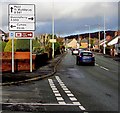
xmin=33 ymin=47 xmax=45 ymax=54
xmin=54 ymin=42 xmax=61 ymax=55
xmin=4 ymin=39 xmax=17 ymax=52
xmin=0 ymin=41 xmax=7 ymax=52
xmin=16 ymin=39 xmax=30 ymax=52
xmin=32 ymin=39 xmax=40 ymax=48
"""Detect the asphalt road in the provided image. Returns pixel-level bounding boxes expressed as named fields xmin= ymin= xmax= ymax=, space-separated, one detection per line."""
xmin=2 ymin=50 xmax=119 ymax=113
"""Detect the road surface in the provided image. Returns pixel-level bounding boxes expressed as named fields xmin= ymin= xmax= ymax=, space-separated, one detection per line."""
xmin=2 ymin=51 xmax=119 ymax=113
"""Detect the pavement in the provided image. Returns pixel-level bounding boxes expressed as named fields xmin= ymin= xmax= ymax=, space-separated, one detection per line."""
xmin=94 ymin=52 xmax=120 ymax=62
xmin=1 ymin=52 xmax=67 ymax=86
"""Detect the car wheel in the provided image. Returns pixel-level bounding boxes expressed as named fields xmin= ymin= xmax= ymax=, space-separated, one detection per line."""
xmin=91 ymin=62 xmax=95 ymax=66
xmin=76 ymin=60 xmax=78 ymax=65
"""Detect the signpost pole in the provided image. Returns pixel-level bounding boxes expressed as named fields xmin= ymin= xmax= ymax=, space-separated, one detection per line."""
xmin=12 ymin=38 xmax=14 ymax=73
xmin=9 ymin=4 xmax=35 ymax=73
xmin=30 ymin=39 xmax=32 ymax=72
xmin=52 ymin=1 xmax=54 ymax=59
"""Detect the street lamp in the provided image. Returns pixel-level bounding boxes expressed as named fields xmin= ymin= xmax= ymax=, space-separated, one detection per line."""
xmin=98 ymin=24 xmax=101 ymax=51
xmin=52 ymin=1 xmax=55 ymax=58
xmin=103 ymin=13 xmax=106 ymax=54
xmin=85 ymin=25 xmax=90 ymax=51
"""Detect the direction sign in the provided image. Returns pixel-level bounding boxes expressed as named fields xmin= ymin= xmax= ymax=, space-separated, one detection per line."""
xmin=9 ymin=23 xmax=35 ymax=31
xmin=8 ymin=4 xmax=35 ymax=31
xmin=15 ymin=32 xmax=34 ymax=39
xmin=50 ymin=39 xmax=57 ymax=43
xmin=9 ymin=15 xmax=35 ymax=23
xmin=9 ymin=4 xmax=34 ymax=15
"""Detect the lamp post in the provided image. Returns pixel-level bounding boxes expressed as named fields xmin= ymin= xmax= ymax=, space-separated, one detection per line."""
xmin=98 ymin=24 xmax=101 ymax=51
xmin=52 ymin=1 xmax=55 ymax=58
xmin=103 ymin=13 xmax=106 ymax=54
xmin=85 ymin=25 xmax=90 ymax=51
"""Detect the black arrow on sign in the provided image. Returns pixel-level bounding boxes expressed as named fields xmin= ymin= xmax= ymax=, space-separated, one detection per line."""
xmin=28 ymin=17 xmax=34 ymax=20
xmin=10 ymin=25 xmax=16 ymax=28
xmin=10 ymin=7 xmax=13 ymax=13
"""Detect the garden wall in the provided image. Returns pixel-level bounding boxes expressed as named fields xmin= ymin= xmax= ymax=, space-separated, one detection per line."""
xmin=0 ymin=52 xmax=36 ymax=72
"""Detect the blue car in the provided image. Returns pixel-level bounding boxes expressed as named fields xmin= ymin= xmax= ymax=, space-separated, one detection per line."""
xmin=76 ymin=51 xmax=95 ymax=66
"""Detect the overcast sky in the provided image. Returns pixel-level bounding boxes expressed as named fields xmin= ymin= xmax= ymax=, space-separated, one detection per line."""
xmin=0 ymin=0 xmax=119 ymax=37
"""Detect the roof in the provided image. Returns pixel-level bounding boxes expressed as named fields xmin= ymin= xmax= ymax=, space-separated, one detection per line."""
xmin=81 ymin=38 xmax=88 ymax=43
xmin=100 ymin=40 xmax=107 ymax=46
xmin=107 ymin=36 xmax=120 ymax=46
xmin=0 ymin=29 xmax=5 ymax=34
xmin=67 ymin=38 xmax=77 ymax=48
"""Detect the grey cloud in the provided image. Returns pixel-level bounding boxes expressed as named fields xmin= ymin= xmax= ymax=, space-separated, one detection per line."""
xmin=0 ymin=1 xmax=118 ymax=36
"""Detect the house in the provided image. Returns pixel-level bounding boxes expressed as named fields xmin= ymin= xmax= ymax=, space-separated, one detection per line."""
xmin=0 ymin=29 xmax=9 ymax=42
xmin=0 ymin=29 xmax=5 ymax=40
xmin=67 ymin=38 xmax=77 ymax=48
xmin=80 ymin=38 xmax=88 ymax=48
xmin=107 ymin=36 xmax=120 ymax=56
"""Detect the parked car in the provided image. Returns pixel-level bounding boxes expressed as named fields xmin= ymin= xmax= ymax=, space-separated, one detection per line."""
xmin=72 ymin=48 xmax=79 ymax=55
xmin=76 ymin=51 xmax=95 ymax=66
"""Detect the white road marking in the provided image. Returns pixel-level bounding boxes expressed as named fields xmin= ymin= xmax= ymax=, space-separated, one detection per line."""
xmin=65 ymin=91 xmax=71 ymax=93
xmin=2 ymin=102 xmax=84 ymax=106
xmin=53 ymin=90 xmax=59 ymax=93
xmin=95 ymin=63 xmax=109 ymax=71
xmin=61 ymin=86 xmax=68 ymax=90
xmin=50 ymin=86 xmax=56 ymax=88
xmin=79 ymin=106 xmax=86 ymax=110
xmin=54 ymin=76 xmax=86 ymax=111
xmin=61 ymin=86 xmax=67 ymax=88
xmin=100 ymin=66 xmax=109 ymax=71
xmin=58 ymin=102 xmax=66 ymax=104
xmin=51 ymin=87 xmax=58 ymax=91
xmin=69 ymin=97 xmax=77 ymax=101
xmin=55 ymin=93 xmax=61 ymax=96
xmin=95 ymin=63 xmax=99 ymax=66
xmin=62 ymin=88 xmax=69 ymax=91
xmin=48 ymin=79 xmax=66 ymax=105
xmin=67 ymin=94 xmax=74 ymax=97
xmin=60 ymin=83 xmax=64 ymax=85
xmin=48 ymin=79 xmax=53 ymax=83
xmin=72 ymin=102 xmax=81 ymax=105
xmin=56 ymin=97 xmax=64 ymax=101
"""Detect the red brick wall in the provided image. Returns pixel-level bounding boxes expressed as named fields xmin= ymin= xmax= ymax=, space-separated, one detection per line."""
xmin=0 ymin=52 xmax=36 ymax=72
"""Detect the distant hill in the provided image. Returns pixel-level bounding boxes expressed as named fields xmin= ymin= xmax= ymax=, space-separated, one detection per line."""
xmin=64 ymin=31 xmax=116 ymax=40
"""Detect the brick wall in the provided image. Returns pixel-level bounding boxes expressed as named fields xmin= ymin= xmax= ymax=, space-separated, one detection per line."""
xmin=0 ymin=52 xmax=36 ymax=72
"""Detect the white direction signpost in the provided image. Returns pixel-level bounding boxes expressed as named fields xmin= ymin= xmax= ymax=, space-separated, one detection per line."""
xmin=8 ymin=4 xmax=35 ymax=73
xmin=9 ymin=4 xmax=35 ymax=31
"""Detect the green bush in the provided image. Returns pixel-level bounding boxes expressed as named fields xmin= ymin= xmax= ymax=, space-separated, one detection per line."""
xmin=0 ymin=41 xmax=7 ymax=52
xmin=4 ymin=39 xmax=17 ymax=52
xmin=55 ymin=42 xmax=60 ymax=51
xmin=32 ymin=39 xmax=40 ymax=48
xmin=16 ymin=39 xmax=30 ymax=51
xmin=54 ymin=42 xmax=61 ymax=55
xmin=32 ymin=38 xmax=45 ymax=54
xmin=33 ymin=47 xmax=45 ymax=54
